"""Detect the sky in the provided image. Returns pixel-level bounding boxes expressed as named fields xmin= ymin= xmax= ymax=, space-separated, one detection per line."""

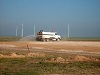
xmin=0 ymin=0 xmax=100 ymax=37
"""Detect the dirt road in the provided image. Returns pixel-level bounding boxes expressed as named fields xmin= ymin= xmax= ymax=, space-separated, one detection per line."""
xmin=0 ymin=41 xmax=100 ymax=56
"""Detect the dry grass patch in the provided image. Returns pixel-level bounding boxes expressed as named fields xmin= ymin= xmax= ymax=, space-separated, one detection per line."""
xmin=0 ymin=52 xmax=46 ymax=58
xmin=74 ymin=55 xmax=100 ymax=62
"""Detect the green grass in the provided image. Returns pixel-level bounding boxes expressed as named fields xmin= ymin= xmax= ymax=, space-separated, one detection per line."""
xmin=0 ymin=36 xmax=100 ymax=42
xmin=0 ymin=36 xmax=21 ymax=42
xmin=0 ymin=57 xmax=100 ymax=75
xmin=0 ymin=47 xmax=100 ymax=75
xmin=62 ymin=37 xmax=100 ymax=41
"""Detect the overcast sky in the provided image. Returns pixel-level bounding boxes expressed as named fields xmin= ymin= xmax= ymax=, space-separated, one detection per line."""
xmin=0 ymin=0 xmax=100 ymax=37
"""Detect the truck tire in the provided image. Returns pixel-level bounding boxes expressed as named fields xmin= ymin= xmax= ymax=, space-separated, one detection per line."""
xmin=42 ymin=39 xmax=46 ymax=42
xmin=56 ymin=38 xmax=60 ymax=41
xmin=42 ymin=38 xmax=49 ymax=42
xmin=46 ymin=39 xmax=49 ymax=42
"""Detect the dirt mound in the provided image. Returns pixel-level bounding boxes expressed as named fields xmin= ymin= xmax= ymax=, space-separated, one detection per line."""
xmin=56 ymin=57 xmax=65 ymax=62
xmin=27 ymin=52 xmax=46 ymax=57
xmin=74 ymin=55 xmax=91 ymax=61
xmin=9 ymin=53 xmax=25 ymax=58
xmin=0 ymin=54 xmax=5 ymax=57
xmin=74 ymin=55 xmax=100 ymax=62
xmin=48 ymin=57 xmax=65 ymax=63
xmin=0 ymin=53 xmax=25 ymax=58
xmin=0 ymin=52 xmax=46 ymax=58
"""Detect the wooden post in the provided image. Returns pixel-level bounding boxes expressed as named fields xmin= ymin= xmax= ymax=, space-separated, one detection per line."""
xmin=27 ymin=45 xmax=30 ymax=53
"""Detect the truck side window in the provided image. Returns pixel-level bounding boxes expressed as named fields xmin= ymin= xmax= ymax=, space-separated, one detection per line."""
xmin=55 ymin=33 xmax=57 ymax=35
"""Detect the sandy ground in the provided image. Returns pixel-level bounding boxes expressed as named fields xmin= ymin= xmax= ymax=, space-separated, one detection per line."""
xmin=0 ymin=41 xmax=100 ymax=51
xmin=0 ymin=41 xmax=100 ymax=60
xmin=0 ymin=41 xmax=100 ymax=56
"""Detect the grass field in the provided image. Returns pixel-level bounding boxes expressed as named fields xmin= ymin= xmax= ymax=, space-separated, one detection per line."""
xmin=0 ymin=53 xmax=100 ymax=75
xmin=62 ymin=37 xmax=100 ymax=41
xmin=0 ymin=36 xmax=100 ymax=42
xmin=0 ymin=47 xmax=100 ymax=75
xmin=0 ymin=36 xmax=21 ymax=42
xmin=0 ymin=58 xmax=99 ymax=75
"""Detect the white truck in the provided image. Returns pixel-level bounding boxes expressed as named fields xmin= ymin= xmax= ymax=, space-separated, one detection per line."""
xmin=36 ymin=30 xmax=61 ymax=41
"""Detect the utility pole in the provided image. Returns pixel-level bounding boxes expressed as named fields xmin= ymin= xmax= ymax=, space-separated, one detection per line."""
xmin=21 ymin=24 xmax=23 ymax=37
xmin=34 ymin=25 xmax=35 ymax=37
xmin=16 ymin=26 xmax=18 ymax=37
xmin=68 ymin=24 xmax=69 ymax=38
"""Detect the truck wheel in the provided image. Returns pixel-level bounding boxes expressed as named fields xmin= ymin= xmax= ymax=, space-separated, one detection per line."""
xmin=56 ymin=38 xmax=60 ymax=41
xmin=42 ymin=39 xmax=46 ymax=42
xmin=46 ymin=39 xmax=49 ymax=42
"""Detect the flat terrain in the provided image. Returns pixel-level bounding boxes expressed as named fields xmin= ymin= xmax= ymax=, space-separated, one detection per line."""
xmin=0 ymin=41 xmax=100 ymax=52
xmin=0 ymin=41 xmax=100 ymax=57
xmin=0 ymin=41 xmax=100 ymax=75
